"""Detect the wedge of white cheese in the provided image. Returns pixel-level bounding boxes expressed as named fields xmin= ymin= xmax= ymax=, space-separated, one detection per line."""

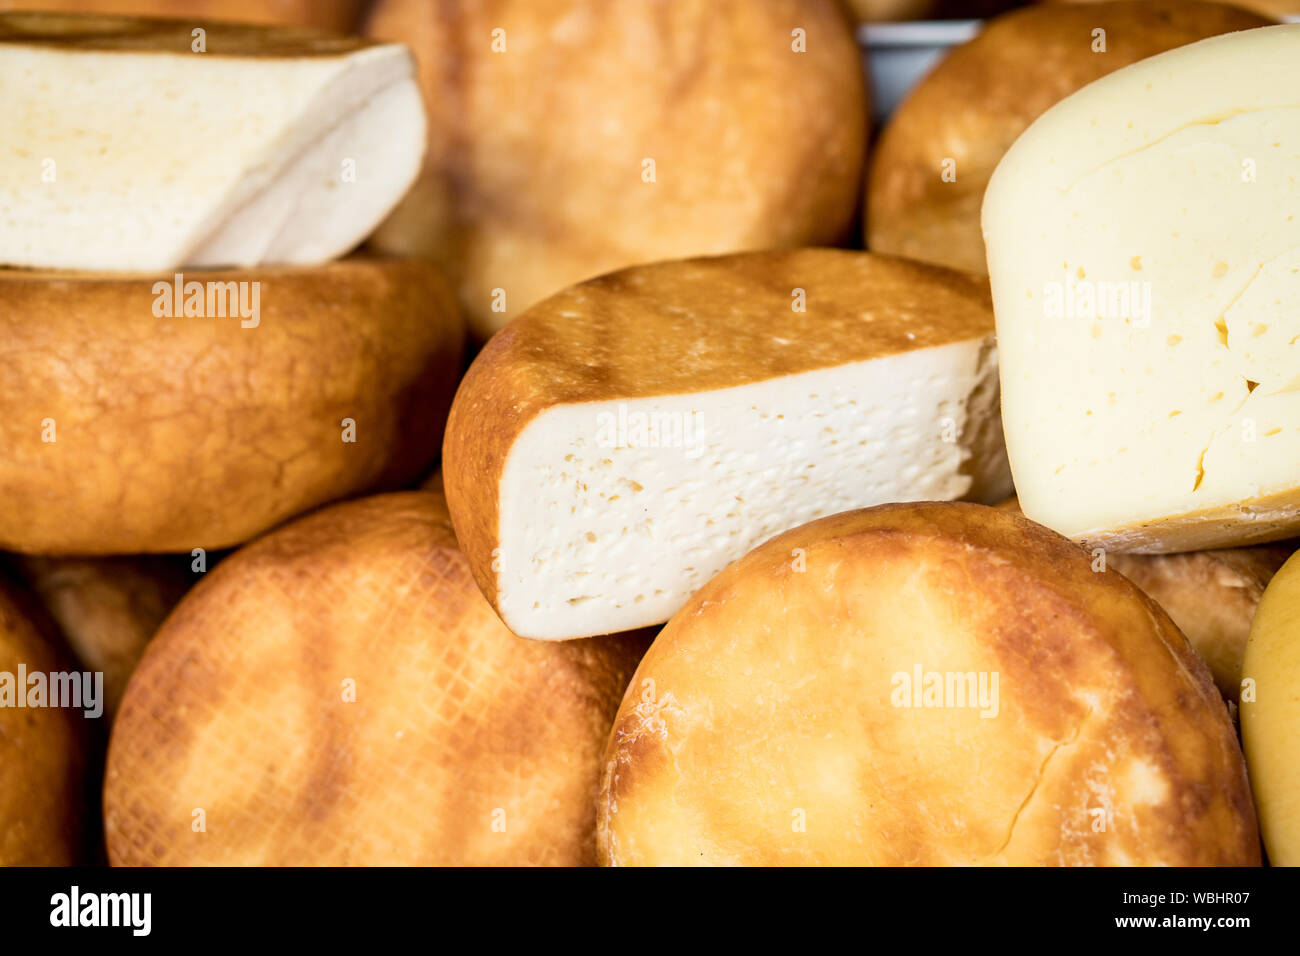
xmin=444 ymin=250 xmax=1012 ymax=640
xmin=0 ymin=12 xmax=424 ymax=271
xmin=984 ymin=24 xmax=1300 ymax=553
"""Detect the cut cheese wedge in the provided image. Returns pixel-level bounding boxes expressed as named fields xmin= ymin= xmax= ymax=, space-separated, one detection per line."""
xmin=444 ymin=250 xmax=1012 ymax=640
xmin=984 ymin=24 xmax=1300 ymax=553
xmin=0 ymin=12 xmax=424 ymax=271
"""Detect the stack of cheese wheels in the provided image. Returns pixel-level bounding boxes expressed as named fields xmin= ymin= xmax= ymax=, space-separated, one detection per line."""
xmin=362 ymin=0 xmax=868 ymax=337
xmin=0 ymin=14 xmax=466 ymax=555
xmin=0 ymin=578 xmax=89 ymax=865
xmin=981 ymin=22 xmax=1300 ymax=865
xmin=598 ymin=502 xmax=1259 ymax=866
xmin=867 ymin=0 xmax=1272 ymax=274
xmin=104 ymin=490 xmax=650 ymax=865
xmin=444 ymin=249 xmax=1012 ymax=641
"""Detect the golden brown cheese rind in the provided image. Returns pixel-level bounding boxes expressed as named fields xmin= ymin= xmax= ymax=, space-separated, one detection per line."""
xmin=0 ymin=257 xmax=463 ymax=554
xmin=364 ymin=0 xmax=868 ymax=336
xmin=995 ymin=497 xmax=1293 ymax=701
xmin=598 ymin=502 xmax=1259 ymax=866
xmin=104 ymin=491 xmax=651 ymax=866
xmin=443 ymin=248 xmax=996 ymax=619
xmin=0 ymin=577 xmax=89 ymax=865
xmin=1044 ymin=0 xmax=1296 ymax=20
xmin=0 ymin=8 xmax=372 ymax=53
xmin=866 ymin=0 xmax=1273 ymax=274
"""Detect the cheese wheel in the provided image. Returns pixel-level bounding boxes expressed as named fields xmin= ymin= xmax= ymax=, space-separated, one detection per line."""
xmin=1241 ymin=550 xmax=1300 ymax=865
xmin=598 ymin=502 xmax=1259 ymax=866
xmin=994 ymin=498 xmax=1293 ymax=701
xmin=867 ymin=0 xmax=1272 ymax=274
xmin=0 ymin=577 xmax=89 ymax=865
xmin=104 ymin=491 xmax=652 ymax=866
xmin=444 ymin=249 xmax=1011 ymax=641
xmin=0 ymin=12 xmax=424 ymax=272
xmin=0 ymin=0 xmax=366 ymax=33
xmin=9 ymin=554 xmax=197 ymax=718
xmin=984 ymin=24 xmax=1300 ymax=552
xmin=0 ymin=257 xmax=463 ymax=554
xmin=363 ymin=0 xmax=867 ymax=337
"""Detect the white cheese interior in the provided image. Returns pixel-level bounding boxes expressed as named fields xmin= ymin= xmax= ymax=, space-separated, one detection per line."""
xmin=497 ymin=338 xmax=1010 ymax=640
xmin=984 ymin=25 xmax=1300 ymax=551
xmin=0 ymin=43 xmax=424 ymax=271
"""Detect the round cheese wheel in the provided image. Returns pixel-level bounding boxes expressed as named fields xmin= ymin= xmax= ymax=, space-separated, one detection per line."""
xmin=0 ymin=258 xmax=463 ymax=554
xmin=364 ymin=0 xmax=868 ymax=337
xmin=866 ymin=0 xmax=1273 ymax=274
xmin=598 ymin=502 xmax=1259 ymax=865
xmin=105 ymin=491 xmax=651 ymax=865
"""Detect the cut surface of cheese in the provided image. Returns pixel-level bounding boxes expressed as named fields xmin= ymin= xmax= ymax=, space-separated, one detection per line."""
xmin=445 ymin=250 xmax=1011 ymax=640
xmin=597 ymin=502 xmax=1260 ymax=866
xmin=984 ymin=24 xmax=1300 ymax=552
xmin=0 ymin=12 xmax=424 ymax=271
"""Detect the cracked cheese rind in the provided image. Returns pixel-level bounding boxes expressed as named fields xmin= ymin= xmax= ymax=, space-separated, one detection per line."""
xmin=983 ymin=24 xmax=1300 ymax=553
xmin=104 ymin=491 xmax=652 ymax=866
xmin=0 ymin=257 xmax=463 ymax=554
xmin=0 ymin=12 xmax=425 ymax=272
xmin=443 ymin=250 xmax=1012 ymax=641
xmin=597 ymin=502 xmax=1260 ymax=866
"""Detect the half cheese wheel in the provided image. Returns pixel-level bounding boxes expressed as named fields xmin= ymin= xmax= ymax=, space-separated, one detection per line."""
xmin=984 ymin=24 xmax=1300 ymax=552
xmin=598 ymin=502 xmax=1259 ymax=865
xmin=867 ymin=0 xmax=1272 ymax=274
xmin=445 ymin=249 xmax=1012 ymax=641
xmin=104 ymin=491 xmax=651 ymax=866
xmin=0 ymin=257 xmax=463 ymax=554
xmin=0 ymin=11 xmax=423 ymax=272
xmin=0 ymin=577 xmax=89 ymax=865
